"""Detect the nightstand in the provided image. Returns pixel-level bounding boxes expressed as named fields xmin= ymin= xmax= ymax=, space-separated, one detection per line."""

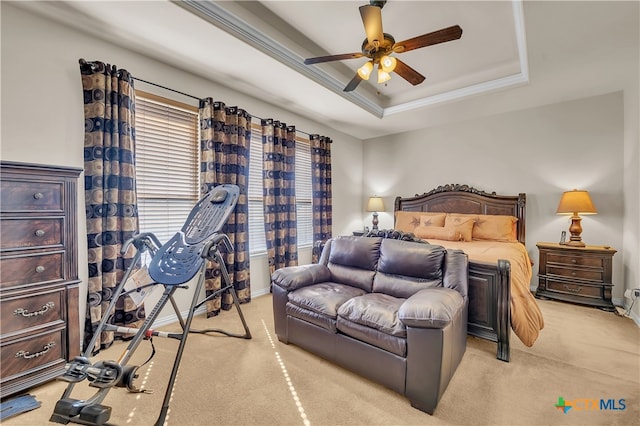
xmin=535 ymin=242 xmax=616 ymax=311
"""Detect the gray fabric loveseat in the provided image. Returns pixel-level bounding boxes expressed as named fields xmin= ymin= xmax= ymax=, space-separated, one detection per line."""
xmin=271 ymin=235 xmax=469 ymax=414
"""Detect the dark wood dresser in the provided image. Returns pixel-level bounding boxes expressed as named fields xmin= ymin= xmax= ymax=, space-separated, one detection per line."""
xmin=0 ymin=161 xmax=82 ymax=398
xmin=535 ymin=242 xmax=616 ymax=311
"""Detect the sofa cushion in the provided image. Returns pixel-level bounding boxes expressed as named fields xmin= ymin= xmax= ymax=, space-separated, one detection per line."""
xmin=373 ymin=239 xmax=445 ymax=298
xmin=337 ymin=293 xmax=407 ymax=356
xmin=288 ymin=282 xmax=366 ymax=325
xmin=327 ymin=236 xmax=381 ymax=292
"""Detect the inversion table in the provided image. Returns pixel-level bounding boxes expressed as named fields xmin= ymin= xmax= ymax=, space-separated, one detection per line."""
xmin=50 ymin=184 xmax=252 ymax=426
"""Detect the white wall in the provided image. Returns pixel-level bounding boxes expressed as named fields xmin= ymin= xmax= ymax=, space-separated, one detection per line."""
xmin=362 ymin=93 xmax=628 ymax=302
xmin=0 ymin=3 xmax=363 ymax=331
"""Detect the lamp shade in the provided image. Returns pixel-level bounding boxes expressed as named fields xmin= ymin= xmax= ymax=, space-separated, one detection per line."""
xmin=357 ymin=61 xmax=373 ymax=80
xmin=556 ymin=190 xmax=597 ymax=214
xmin=367 ymin=196 xmax=384 ymax=212
xmin=377 ymin=68 xmax=391 ymax=84
xmin=380 ymin=55 xmax=397 ymax=73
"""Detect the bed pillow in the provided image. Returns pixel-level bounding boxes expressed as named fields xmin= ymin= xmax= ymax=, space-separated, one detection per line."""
xmin=414 ymin=225 xmax=463 ymax=241
xmin=473 ymin=214 xmax=518 ymax=242
xmin=444 ymin=214 xmax=476 ymax=242
xmin=419 ymin=213 xmax=446 ymax=227
xmin=394 ymin=211 xmax=446 ymax=233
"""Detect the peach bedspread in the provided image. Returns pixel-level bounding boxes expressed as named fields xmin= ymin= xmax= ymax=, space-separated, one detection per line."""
xmin=427 ymin=240 xmax=544 ymax=347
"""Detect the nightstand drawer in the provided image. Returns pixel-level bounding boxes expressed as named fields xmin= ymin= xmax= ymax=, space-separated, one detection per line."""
xmin=547 ymin=265 xmax=603 ymax=282
xmin=1 ymin=218 xmax=64 ymax=250
xmin=1 ymin=290 xmax=65 ymax=337
xmin=547 ymin=253 xmax=604 ymax=268
xmin=545 ymin=279 xmax=603 ymax=299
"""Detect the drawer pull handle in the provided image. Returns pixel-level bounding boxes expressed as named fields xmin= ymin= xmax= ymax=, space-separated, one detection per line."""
xmin=563 ymin=284 xmax=582 ymax=293
xmin=15 ymin=342 xmax=55 ymax=360
xmin=571 ymin=272 xmax=577 ymax=277
xmin=35 ymin=265 xmax=45 ymax=273
xmin=14 ymin=302 xmax=55 ymax=318
xmin=33 ymin=192 xmax=44 ymax=200
xmin=571 ymin=259 xmax=577 ymax=264
xmin=35 ymin=229 xmax=46 ymax=237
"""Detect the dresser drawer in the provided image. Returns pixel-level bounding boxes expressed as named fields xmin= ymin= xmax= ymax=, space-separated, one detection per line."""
xmin=547 ymin=265 xmax=603 ymax=282
xmin=1 ymin=218 xmax=63 ymax=250
xmin=546 ymin=253 xmax=604 ymax=268
xmin=1 ymin=290 xmax=65 ymax=337
xmin=0 ymin=328 xmax=66 ymax=383
xmin=0 ymin=180 xmax=63 ymax=212
xmin=545 ymin=279 xmax=603 ymax=299
xmin=0 ymin=252 xmax=64 ymax=289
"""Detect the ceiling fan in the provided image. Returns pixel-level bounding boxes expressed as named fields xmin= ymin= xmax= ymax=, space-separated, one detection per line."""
xmin=304 ymin=1 xmax=463 ymax=92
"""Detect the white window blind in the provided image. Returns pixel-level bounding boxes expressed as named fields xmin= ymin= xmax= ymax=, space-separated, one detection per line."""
xmin=296 ymin=139 xmax=313 ymax=247
xmin=135 ymin=92 xmax=199 ymax=247
xmin=248 ymin=128 xmax=267 ymax=253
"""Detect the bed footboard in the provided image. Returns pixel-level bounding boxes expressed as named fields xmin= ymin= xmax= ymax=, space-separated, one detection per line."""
xmin=467 ymin=259 xmax=511 ymax=362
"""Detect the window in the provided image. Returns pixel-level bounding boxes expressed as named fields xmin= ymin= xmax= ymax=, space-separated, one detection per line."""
xmin=247 ymin=124 xmax=314 ymax=254
xmin=295 ymin=139 xmax=313 ymax=247
xmin=134 ymin=95 xmax=313 ymax=257
xmin=134 ymin=91 xmax=199 ymax=247
xmin=247 ymin=128 xmax=267 ymax=253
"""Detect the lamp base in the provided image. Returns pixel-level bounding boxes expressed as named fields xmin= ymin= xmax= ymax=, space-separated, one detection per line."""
xmin=565 ymin=240 xmax=586 ymax=247
xmin=566 ymin=214 xmax=586 ymax=248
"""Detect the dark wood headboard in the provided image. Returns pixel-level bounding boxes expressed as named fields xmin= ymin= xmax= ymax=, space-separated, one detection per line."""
xmin=394 ymin=184 xmax=526 ymax=244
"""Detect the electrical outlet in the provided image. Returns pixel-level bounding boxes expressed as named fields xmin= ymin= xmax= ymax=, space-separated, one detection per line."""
xmin=623 ymin=288 xmax=640 ymax=299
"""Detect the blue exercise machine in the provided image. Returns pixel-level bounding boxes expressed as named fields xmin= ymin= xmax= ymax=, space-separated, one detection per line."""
xmin=50 ymin=184 xmax=251 ymax=425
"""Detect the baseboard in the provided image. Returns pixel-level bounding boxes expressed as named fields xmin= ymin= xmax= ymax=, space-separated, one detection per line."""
xmin=613 ymin=296 xmax=640 ymax=327
xmin=152 ymin=288 xmax=271 ymax=328
xmin=528 ymin=288 xmax=640 ymax=327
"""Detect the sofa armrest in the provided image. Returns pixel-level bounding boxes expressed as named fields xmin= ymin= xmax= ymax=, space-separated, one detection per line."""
xmin=398 ymin=288 xmax=465 ymax=329
xmin=271 ymin=264 xmax=331 ymax=291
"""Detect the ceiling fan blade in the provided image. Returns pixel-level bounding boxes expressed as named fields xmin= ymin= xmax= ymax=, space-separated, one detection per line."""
xmin=393 ymin=58 xmax=425 ymax=86
xmin=359 ymin=5 xmax=384 ymax=46
xmin=343 ymin=73 xmax=363 ymax=92
xmin=304 ymin=52 xmax=364 ymax=65
xmin=393 ymin=25 xmax=463 ymax=53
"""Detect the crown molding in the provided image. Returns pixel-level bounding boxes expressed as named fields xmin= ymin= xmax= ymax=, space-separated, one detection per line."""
xmin=176 ymin=0 xmax=528 ymax=119
xmin=177 ymin=0 xmax=384 ymax=118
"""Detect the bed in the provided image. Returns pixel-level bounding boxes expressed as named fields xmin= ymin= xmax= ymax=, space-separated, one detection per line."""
xmin=394 ymin=184 xmax=544 ymax=362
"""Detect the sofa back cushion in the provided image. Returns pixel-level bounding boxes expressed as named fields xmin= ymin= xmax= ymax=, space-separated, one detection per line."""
xmin=326 ymin=236 xmax=381 ymax=292
xmin=373 ymin=239 xmax=445 ymax=299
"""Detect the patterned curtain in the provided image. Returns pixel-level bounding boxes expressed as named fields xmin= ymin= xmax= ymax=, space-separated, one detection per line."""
xmin=199 ymin=98 xmax=251 ymax=316
xmin=261 ymin=120 xmax=298 ymax=274
xmin=80 ymin=59 xmax=142 ymax=353
xmin=310 ymin=135 xmax=333 ymax=263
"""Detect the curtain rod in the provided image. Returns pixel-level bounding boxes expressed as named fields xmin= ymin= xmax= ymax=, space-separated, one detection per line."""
xmin=133 ymin=76 xmax=316 ymax=137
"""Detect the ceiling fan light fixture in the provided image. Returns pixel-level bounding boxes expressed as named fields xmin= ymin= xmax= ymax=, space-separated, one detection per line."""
xmin=357 ymin=61 xmax=374 ymax=80
xmin=380 ymin=55 xmax=397 ymax=72
xmin=377 ymin=68 xmax=391 ymax=84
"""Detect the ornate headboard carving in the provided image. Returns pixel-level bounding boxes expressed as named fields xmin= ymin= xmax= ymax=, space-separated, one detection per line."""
xmin=394 ymin=184 xmax=526 ymax=244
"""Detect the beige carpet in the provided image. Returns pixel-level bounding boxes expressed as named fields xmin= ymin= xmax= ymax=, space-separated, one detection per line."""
xmin=3 ymin=294 xmax=639 ymax=425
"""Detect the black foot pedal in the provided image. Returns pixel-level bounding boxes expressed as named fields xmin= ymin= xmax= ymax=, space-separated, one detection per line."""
xmin=59 ymin=357 xmax=91 ymax=383
xmin=79 ymin=404 xmax=111 ymax=425
xmin=88 ymin=361 xmax=122 ymax=388
xmin=50 ymin=398 xmax=84 ymax=424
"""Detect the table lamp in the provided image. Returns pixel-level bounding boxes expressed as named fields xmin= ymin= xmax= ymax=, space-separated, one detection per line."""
xmin=556 ymin=189 xmax=597 ymax=247
xmin=367 ymin=196 xmax=385 ymax=231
